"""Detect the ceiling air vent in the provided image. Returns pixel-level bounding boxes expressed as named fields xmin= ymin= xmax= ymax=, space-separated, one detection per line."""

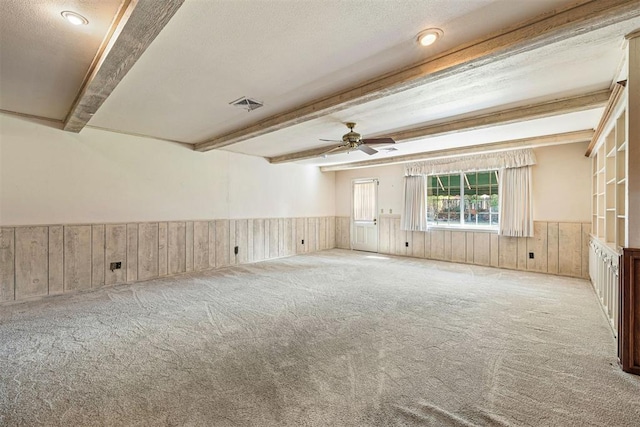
xmin=229 ymin=96 xmax=263 ymax=112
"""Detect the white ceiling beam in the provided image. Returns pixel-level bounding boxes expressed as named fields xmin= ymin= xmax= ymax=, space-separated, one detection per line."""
xmin=63 ymin=0 xmax=185 ymax=133
xmin=318 ymin=130 xmax=594 ymax=172
xmin=267 ymin=90 xmax=609 ymax=164
xmin=195 ymin=0 xmax=640 ymax=152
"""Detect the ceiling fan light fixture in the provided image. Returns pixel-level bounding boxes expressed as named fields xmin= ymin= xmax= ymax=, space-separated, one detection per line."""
xmin=416 ymin=28 xmax=443 ymax=46
xmin=61 ymin=11 xmax=89 ymax=26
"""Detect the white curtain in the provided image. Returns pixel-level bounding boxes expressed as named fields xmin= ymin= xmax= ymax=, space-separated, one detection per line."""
xmin=401 ymin=175 xmax=427 ymax=231
xmin=499 ymin=166 xmax=534 ymax=237
xmin=353 ymin=181 xmax=376 ymax=221
xmin=405 ymin=148 xmax=536 ymax=176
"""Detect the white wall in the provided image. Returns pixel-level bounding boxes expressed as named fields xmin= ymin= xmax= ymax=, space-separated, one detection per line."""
xmin=335 ymin=142 xmax=591 ymax=222
xmin=0 ymin=113 xmax=335 ymax=225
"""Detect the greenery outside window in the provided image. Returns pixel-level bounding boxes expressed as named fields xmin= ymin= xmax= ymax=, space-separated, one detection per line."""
xmin=426 ymin=171 xmax=499 ymax=228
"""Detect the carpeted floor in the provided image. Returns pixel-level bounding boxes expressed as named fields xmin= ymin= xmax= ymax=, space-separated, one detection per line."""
xmin=1 ymin=249 xmax=639 ymax=426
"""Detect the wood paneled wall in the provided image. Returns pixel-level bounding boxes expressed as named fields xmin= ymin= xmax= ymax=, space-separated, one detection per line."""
xmin=0 ymin=217 xmax=336 ymax=304
xmin=335 ymin=215 xmax=590 ymax=279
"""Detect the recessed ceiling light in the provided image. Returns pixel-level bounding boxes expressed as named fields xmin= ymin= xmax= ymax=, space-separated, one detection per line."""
xmin=416 ymin=28 xmax=443 ymax=47
xmin=61 ymin=11 xmax=89 ymax=26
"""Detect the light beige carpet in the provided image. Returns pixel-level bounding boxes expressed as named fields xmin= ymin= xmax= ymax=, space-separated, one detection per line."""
xmin=1 ymin=249 xmax=639 ymax=426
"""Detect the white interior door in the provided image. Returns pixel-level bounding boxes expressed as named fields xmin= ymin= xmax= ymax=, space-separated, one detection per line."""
xmin=351 ymin=179 xmax=378 ymax=252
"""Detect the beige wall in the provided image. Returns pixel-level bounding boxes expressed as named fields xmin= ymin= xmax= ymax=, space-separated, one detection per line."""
xmin=0 ymin=114 xmax=335 ymax=226
xmin=334 ymin=143 xmax=591 ymax=222
xmin=532 ymin=142 xmax=591 ymax=222
xmin=335 ymin=164 xmax=404 ymax=218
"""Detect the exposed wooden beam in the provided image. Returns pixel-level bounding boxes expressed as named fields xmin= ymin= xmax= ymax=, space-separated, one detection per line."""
xmin=195 ymin=0 xmax=640 ymax=152
xmin=585 ymin=81 xmax=627 ymax=157
xmin=268 ymin=90 xmax=608 ymax=164
xmin=63 ymin=0 xmax=185 ymax=133
xmin=387 ymin=90 xmax=609 ymax=142
xmin=318 ymin=130 xmax=594 ymax=172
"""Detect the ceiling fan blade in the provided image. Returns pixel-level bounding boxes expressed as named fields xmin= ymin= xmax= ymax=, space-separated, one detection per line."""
xmin=357 ymin=144 xmax=378 ymax=155
xmin=321 ymin=144 xmax=350 ymax=156
xmin=360 ymin=137 xmax=396 ymax=145
xmin=319 ymin=138 xmax=343 ymax=142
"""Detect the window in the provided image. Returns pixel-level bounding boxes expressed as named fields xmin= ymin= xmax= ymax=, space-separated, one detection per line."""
xmin=353 ymin=180 xmax=377 ymax=221
xmin=426 ymin=170 xmax=499 ymax=228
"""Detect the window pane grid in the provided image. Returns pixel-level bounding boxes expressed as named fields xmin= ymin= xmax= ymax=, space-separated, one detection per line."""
xmin=427 ymin=170 xmax=499 ymax=228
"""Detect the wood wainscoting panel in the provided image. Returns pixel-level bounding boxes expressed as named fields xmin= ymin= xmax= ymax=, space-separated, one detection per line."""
xmin=443 ymin=230 xmax=452 ymax=261
xmin=15 ymin=226 xmax=49 ymax=300
xmin=105 ymin=224 xmax=127 ymax=286
xmin=431 ymin=230 xmax=445 ymax=260
xmin=264 ymin=220 xmax=270 ymax=259
xmin=235 ymin=219 xmax=249 ymax=265
xmin=270 ymin=218 xmax=280 ymax=257
xmin=283 ymin=218 xmax=293 ymax=257
xmin=126 ymin=224 xmax=138 ymax=282
xmin=527 ymin=222 xmax=548 ymax=273
xmin=498 ymin=236 xmax=518 ymax=270
xmin=278 ymin=218 xmax=286 ymax=255
xmin=0 ymin=228 xmax=15 ymax=302
xmin=208 ymin=221 xmax=217 ymax=267
xmin=581 ymin=223 xmax=591 ymax=279
xmin=328 ymin=217 xmax=336 ymax=248
xmin=91 ymin=225 xmax=105 ymax=287
xmin=138 ymin=223 xmax=159 ymax=281
xmin=215 ymin=220 xmax=231 ymax=268
xmin=342 ymin=217 xmax=351 ymax=250
xmin=168 ymin=222 xmax=186 ymax=275
xmin=412 ymin=231 xmax=425 ymax=258
xmin=558 ymin=223 xmax=582 ymax=277
xmin=48 ymin=226 xmax=64 ymax=295
xmin=318 ymin=217 xmax=327 ymax=251
xmin=193 ymin=221 xmax=209 ymax=271
xmin=2 ymin=216 xmax=340 ymax=304
xmin=423 ymin=229 xmax=432 ymax=259
xmin=547 ymin=222 xmax=560 ymax=274
xmin=296 ymin=218 xmax=307 ymax=253
xmin=473 ymin=232 xmax=491 ymax=266
xmin=185 ymin=221 xmax=194 ymax=272
xmin=64 ymin=225 xmax=92 ymax=292
xmin=253 ymin=219 xmax=265 ymax=262
xmin=247 ymin=219 xmax=254 ymax=262
xmin=451 ymin=231 xmax=466 ymax=263
xmin=490 ymin=233 xmax=499 ymax=267
xmin=466 ymin=232 xmax=474 ymax=264
xmin=158 ymin=222 xmax=168 ymax=277
xmin=517 ymin=237 xmax=528 ymax=271
xmin=378 ymin=216 xmax=391 ymax=254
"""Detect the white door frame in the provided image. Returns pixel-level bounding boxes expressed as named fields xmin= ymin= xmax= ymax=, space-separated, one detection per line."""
xmin=351 ymin=178 xmax=379 ymax=252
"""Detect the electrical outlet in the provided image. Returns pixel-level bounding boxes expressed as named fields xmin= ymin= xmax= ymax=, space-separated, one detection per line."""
xmin=109 ymin=262 xmax=122 ymax=271
xmin=529 ymin=252 xmax=534 ymax=259
xmin=234 ymin=246 xmax=239 ymax=255
xmin=302 ymin=239 xmax=305 ymax=245
xmin=405 ymin=241 xmax=409 ymax=247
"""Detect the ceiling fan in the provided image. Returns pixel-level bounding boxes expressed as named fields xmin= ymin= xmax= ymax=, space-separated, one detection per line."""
xmin=319 ymin=122 xmax=396 ymax=157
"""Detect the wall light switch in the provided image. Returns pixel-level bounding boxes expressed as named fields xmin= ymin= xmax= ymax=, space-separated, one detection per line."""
xmin=389 ymin=209 xmax=393 ymax=214
xmin=381 ymin=208 xmax=384 ymax=213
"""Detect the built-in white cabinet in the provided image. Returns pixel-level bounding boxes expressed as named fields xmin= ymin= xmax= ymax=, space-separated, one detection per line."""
xmin=591 ymin=86 xmax=627 ymax=250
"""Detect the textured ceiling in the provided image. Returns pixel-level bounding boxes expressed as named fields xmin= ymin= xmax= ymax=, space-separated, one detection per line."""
xmin=0 ymin=0 xmax=123 ymax=120
xmin=1 ymin=0 xmax=637 ymax=168
xmin=89 ymin=0 xmax=581 ymax=143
